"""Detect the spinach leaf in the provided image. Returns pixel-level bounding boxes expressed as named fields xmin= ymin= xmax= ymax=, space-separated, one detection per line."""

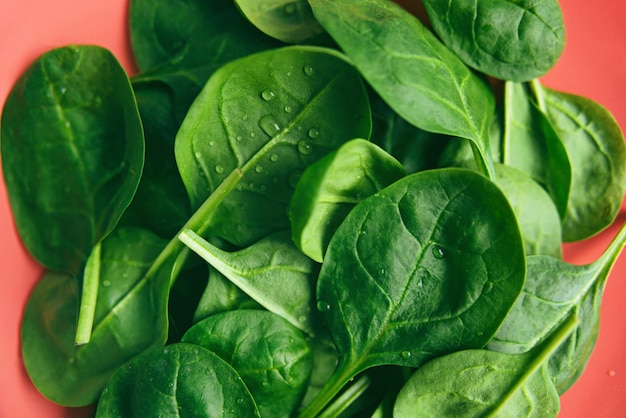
xmin=532 ymin=81 xmax=626 ymax=241
xmin=393 ymin=314 xmax=579 ymax=417
xmin=95 ymin=343 xmax=259 ymax=417
xmin=289 ymin=138 xmax=406 ymax=262
xmin=488 ymin=223 xmax=626 ymax=393
xmin=179 ymin=230 xmax=320 ymax=336
xmin=21 ymin=227 xmax=171 ymax=406
xmin=235 ymin=0 xmax=327 ymax=44
xmin=1 ymin=45 xmax=143 ymax=275
xmin=174 ymin=45 xmax=372 ymax=246
xmin=421 ymin=0 xmax=565 ymax=81
xmin=300 ymin=167 xmax=526 ymax=417
xmin=183 ymin=310 xmax=313 ymax=418
xmin=308 ymin=0 xmax=496 ymax=178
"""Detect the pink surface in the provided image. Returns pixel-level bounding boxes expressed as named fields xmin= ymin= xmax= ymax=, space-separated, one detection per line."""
xmin=0 ymin=1 xmax=625 ymax=417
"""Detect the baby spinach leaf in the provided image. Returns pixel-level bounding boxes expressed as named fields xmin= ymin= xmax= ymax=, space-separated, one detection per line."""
xmin=308 ymin=0 xmax=496 ymax=178
xmin=300 ymin=167 xmax=526 ymax=417
xmin=179 ymin=230 xmax=320 ymax=336
xmin=21 ymin=227 xmax=171 ymax=406
xmin=174 ymin=45 xmax=372 ymax=246
xmin=1 ymin=45 xmax=143 ymax=275
xmin=95 ymin=343 xmax=260 ymax=417
xmin=183 ymin=310 xmax=313 ymax=418
xmin=235 ymin=0 xmax=327 ymax=44
xmin=193 ymin=267 xmax=261 ymax=324
xmin=289 ymin=138 xmax=406 ymax=262
xmin=421 ymin=0 xmax=565 ymax=81
xmin=488 ymin=223 xmax=626 ymax=393
xmin=533 ymin=82 xmax=626 ymax=241
xmin=393 ymin=314 xmax=579 ymax=417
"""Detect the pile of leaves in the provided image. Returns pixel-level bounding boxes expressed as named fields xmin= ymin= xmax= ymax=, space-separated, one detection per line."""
xmin=2 ymin=0 xmax=625 ymax=416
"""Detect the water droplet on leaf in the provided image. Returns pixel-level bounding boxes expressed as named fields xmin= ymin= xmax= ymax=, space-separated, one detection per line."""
xmin=259 ymin=115 xmax=281 ymax=136
xmin=308 ymin=128 xmax=320 ymax=139
xmin=432 ymin=246 xmax=444 ymax=259
xmin=261 ymin=89 xmax=276 ymax=101
xmin=317 ymin=300 xmax=331 ymax=312
xmin=215 ymin=165 xmax=224 ymax=174
xmin=303 ymin=65 xmax=315 ymax=76
xmin=270 ymin=153 xmax=279 ymax=163
xmin=102 ymin=280 xmax=111 ymax=288
xmin=401 ymin=351 xmax=412 ymax=359
xmin=297 ymin=140 xmax=313 ymax=155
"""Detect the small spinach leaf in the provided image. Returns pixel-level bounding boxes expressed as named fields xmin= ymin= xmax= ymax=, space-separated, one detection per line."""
xmin=95 ymin=343 xmax=259 ymax=417
xmin=393 ymin=315 xmax=579 ymax=418
xmin=421 ymin=0 xmax=565 ymax=81
xmin=179 ymin=230 xmax=320 ymax=336
xmin=21 ymin=227 xmax=171 ymax=406
xmin=1 ymin=45 xmax=143 ymax=275
xmin=308 ymin=0 xmax=496 ymax=178
xmin=235 ymin=0 xmax=327 ymax=44
xmin=174 ymin=45 xmax=372 ymax=246
xmin=289 ymin=138 xmax=406 ymax=262
xmin=533 ymin=81 xmax=626 ymax=241
xmin=183 ymin=310 xmax=313 ymax=418
xmin=300 ymin=167 xmax=526 ymax=417
xmin=488 ymin=223 xmax=626 ymax=393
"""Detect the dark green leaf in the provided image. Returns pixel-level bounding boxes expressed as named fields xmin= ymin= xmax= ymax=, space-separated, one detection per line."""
xmin=174 ymin=45 xmax=372 ymax=246
xmin=1 ymin=45 xmax=143 ymax=274
xmin=421 ymin=0 xmax=565 ymax=81
xmin=183 ymin=310 xmax=313 ymax=418
xmin=308 ymin=0 xmax=496 ymax=178
xmin=95 ymin=343 xmax=259 ymax=417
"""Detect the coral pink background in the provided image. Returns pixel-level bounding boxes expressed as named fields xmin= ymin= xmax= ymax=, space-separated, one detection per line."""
xmin=1 ymin=1 xmax=625 ymax=417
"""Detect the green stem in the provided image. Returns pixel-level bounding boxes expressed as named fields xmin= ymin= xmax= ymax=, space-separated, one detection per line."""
xmin=489 ymin=313 xmax=579 ymax=416
xmin=470 ymin=140 xmax=496 ymax=181
xmin=529 ymin=79 xmax=547 ymax=112
xmin=318 ymin=375 xmax=371 ymax=418
xmin=74 ymin=242 xmax=102 ymax=345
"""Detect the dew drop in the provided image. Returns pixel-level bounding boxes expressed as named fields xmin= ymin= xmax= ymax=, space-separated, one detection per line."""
xmin=297 ymin=140 xmax=313 ymax=155
xmin=401 ymin=351 xmax=412 ymax=360
xmin=284 ymin=3 xmax=296 ymax=15
xmin=259 ymin=184 xmax=267 ymax=192
xmin=236 ymin=398 xmax=244 ymax=405
xmin=242 ymin=114 xmax=249 ymax=121
xmin=284 ymin=105 xmax=292 ymax=113
xmin=102 ymin=280 xmax=112 ymax=288
xmin=194 ymin=151 xmax=202 ymax=160
xmin=208 ymin=140 xmax=215 ymax=147
xmin=308 ymin=128 xmax=320 ymax=139
xmin=255 ymin=165 xmax=264 ymax=173
xmin=270 ymin=153 xmax=279 ymax=163
xmin=250 ymin=132 xmax=256 ymax=138
xmin=64 ymin=120 xmax=71 ymax=129
xmin=261 ymin=89 xmax=276 ymax=101
xmin=259 ymin=115 xmax=282 ymax=136
xmin=286 ymin=70 xmax=293 ymax=77
xmin=608 ymin=370 xmax=617 ymax=377
xmin=484 ymin=282 xmax=493 ymax=292
xmin=303 ymin=65 xmax=315 ymax=76
xmin=317 ymin=300 xmax=331 ymax=312
xmin=214 ymin=165 xmax=224 ymax=174
xmin=58 ymin=86 xmax=67 ymax=95
xmin=236 ymin=135 xmax=243 ymax=142
xmin=432 ymin=246 xmax=444 ymax=259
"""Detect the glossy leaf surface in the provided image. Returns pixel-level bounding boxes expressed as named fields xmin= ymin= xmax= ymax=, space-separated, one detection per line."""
xmin=1 ymin=45 xmax=143 ymax=274
xmin=421 ymin=0 xmax=565 ymax=81
xmin=183 ymin=310 xmax=313 ymax=418
xmin=21 ymin=227 xmax=171 ymax=406
xmin=309 ymin=0 xmax=496 ymax=178
xmin=174 ymin=46 xmax=372 ymax=246
xmin=300 ymin=168 xmax=526 ymax=417
xmin=95 ymin=343 xmax=259 ymax=417
xmin=289 ymin=138 xmax=406 ymax=262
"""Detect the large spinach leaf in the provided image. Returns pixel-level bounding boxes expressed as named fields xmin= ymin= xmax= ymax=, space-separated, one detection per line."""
xmin=174 ymin=45 xmax=372 ymax=246
xmin=421 ymin=0 xmax=565 ymax=81
xmin=21 ymin=227 xmax=171 ymax=406
xmin=488 ymin=223 xmax=626 ymax=393
xmin=393 ymin=315 xmax=578 ymax=417
xmin=1 ymin=45 xmax=143 ymax=275
xmin=289 ymin=138 xmax=406 ymax=262
xmin=95 ymin=343 xmax=259 ymax=417
xmin=183 ymin=310 xmax=313 ymax=418
xmin=533 ymin=82 xmax=626 ymax=241
xmin=300 ymin=167 xmax=526 ymax=417
xmin=308 ymin=0 xmax=496 ymax=178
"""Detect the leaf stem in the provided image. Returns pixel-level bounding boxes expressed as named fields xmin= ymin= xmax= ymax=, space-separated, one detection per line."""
xmin=318 ymin=375 xmax=371 ymax=418
xmin=74 ymin=242 xmax=102 ymax=345
xmin=470 ymin=141 xmax=496 ymax=181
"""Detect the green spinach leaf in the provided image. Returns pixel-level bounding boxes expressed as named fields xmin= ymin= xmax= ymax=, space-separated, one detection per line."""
xmin=183 ymin=310 xmax=313 ymax=418
xmin=393 ymin=314 xmax=579 ymax=417
xmin=488 ymin=223 xmax=626 ymax=393
xmin=308 ymin=0 xmax=496 ymax=178
xmin=21 ymin=227 xmax=171 ymax=406
xmin=300 ymin=167 xmax=526 ymax=417
xmin=1 ymin=45 xmax=143 ymax=274
xmin=95 ymin=343 xmax=259 ymax=417
xmin=421 ymin=0 xmax=565 ymax=81
xmin=289 ymin=138 xmax=406 ymax=262
xmin=174 ymin=45 xmax=372 ymax=246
